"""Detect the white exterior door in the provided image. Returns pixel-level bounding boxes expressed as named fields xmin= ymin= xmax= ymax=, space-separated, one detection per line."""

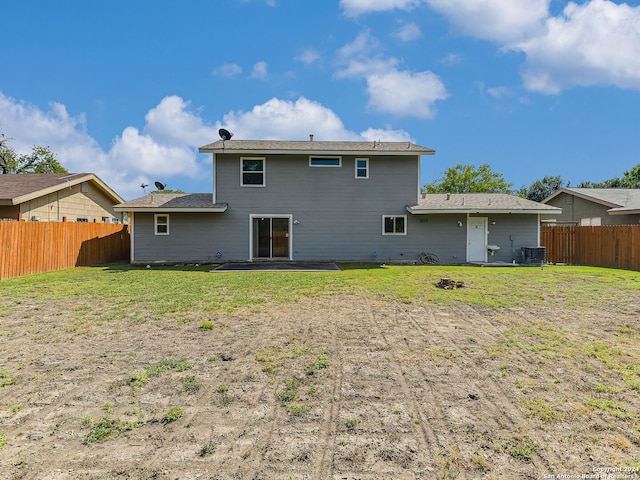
xmin=467 ymin=217 xmax=487 ymax=262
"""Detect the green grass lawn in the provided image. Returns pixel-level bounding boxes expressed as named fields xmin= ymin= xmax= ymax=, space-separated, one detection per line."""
xmin=2 ymin=263 xmax=640 ymax=476
xmin=1 ymin=263 xmax=638 ymax=321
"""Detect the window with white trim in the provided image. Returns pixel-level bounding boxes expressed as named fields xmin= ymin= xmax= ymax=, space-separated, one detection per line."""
xmin=241 ymin=157 xmax=266 ymax=186
xmin=580 ymin=217 xmax=601 ymax=226
xmin=309 ymin=156 xmax=341 ymax=167
xmin=382 ymin=215 xmax=406 ymax=235
xmin=355 ymin=158 xmax=369 ymax=179
xmin=155 ymin=214 xmax=170 ymax=235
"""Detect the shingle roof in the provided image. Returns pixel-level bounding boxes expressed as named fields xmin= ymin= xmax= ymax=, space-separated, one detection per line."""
xmin=0 ymin=173 xmax=124 ymax=205
xmin=114 ymin=193 xmax=228 ymax=212
xmin=543 ymin=188 xmax=640 ymax=214
xmin=199 ymin=139 xmax=435 ymax=155
xmin=408 ymin=193 xmax=562 ymax=214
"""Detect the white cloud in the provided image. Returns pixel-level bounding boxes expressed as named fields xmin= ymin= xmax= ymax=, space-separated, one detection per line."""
xmin=426 ymin=0 xmax=549 ymax=43
xmin=1 ymin=92 xmax=413 ymax=198
xmin=485 ymin=85 xmax=513 ymax=99
xmin=220 ymin=96 xmax=415 ymax=141
xmin=516 ymin=0 xmax=640 ymax=93
xmin=213 ymin=63 xmax=243 ymax=78
xmin=422 ymin=0 xmax=640 ymax=94
xmin=296 ymin=49 xmax=321 ymax=65
xmin=335 ymin=31 xmax=448 ymax=118
xmin=221 ymin=97 xmax=359 ymax=141
xmin=250 ymin=61 xmax=269 ymax=80
xmin=366 ymin=70 xmax=448 ymax=118
xmin=0 ymin=92 xmax=212 ymax=200
xmin=440 ymin=53 xmax=462 ymax=66
xmin=340 ymin=0 xmax=423 ymax=17
xmin=394 ymin=22 xmax=422 ymax=42
xmin=143 ymin=96 xmax=217 ymax=146
xmin=360 ymin=127 xmax=411 ymax=142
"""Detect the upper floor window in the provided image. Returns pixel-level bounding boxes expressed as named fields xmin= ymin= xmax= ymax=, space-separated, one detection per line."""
xmin=382 ymin=215 xmax=406 ymax=235
xmin=309 ymin=156 xmax=341 ymax=167
xmin=241 ymin=157 xmax=265 ymax=186
xmin=155 ymin=214 xmax=170 ymax=235
xmin=355 ymin=158 xmax=369 ymax=179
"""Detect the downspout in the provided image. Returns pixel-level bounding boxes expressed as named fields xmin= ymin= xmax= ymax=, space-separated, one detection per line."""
xmin=129 ymin=212 xmax=135 ymax=263
xmin=416 ymin=155 xmax=421 ymax=205
xmin=212 ymin=153 xmax=217 ymax=204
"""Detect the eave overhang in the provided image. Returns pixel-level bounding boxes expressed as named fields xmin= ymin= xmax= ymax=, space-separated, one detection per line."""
xmin=113 ymin=205 xmax=228 ymax=213
xmin=407 ymin=206 xmax=562 ymax=215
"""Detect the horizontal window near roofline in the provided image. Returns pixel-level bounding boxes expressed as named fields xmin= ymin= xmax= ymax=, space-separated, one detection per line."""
xmin=309 ymin=156 xmax=341 ymax=167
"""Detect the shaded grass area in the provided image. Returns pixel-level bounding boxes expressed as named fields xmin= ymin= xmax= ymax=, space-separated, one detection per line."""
xmin=1 ymin=264 xmax=638 ymax=320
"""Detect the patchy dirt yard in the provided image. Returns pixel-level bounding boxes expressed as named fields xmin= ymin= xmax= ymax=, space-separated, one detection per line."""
xmin=1 ymin=291 xmax=640 ymax=479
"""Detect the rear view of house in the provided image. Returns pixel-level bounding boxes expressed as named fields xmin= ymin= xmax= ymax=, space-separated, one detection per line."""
xmin=115 ymin=137 xmax=560 ymax=265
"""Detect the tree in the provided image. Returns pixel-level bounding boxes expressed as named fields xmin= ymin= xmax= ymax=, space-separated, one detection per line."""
xmin=576 ymin=178 xmax=623 ymax=188
xmin=518 ymin=175 xmax=565 ymax=202
xmin=0 ymin=132 xmax=18 ymax=174
xmin=575 ymin=164 xmax=640 ymax=189
xmin=423 ymin=164 xmax=513 ymax=194
xmin=0 ymin=131 xmax=67 ymax=174
xmin=620 ymin=164 xmax=640 ymax=188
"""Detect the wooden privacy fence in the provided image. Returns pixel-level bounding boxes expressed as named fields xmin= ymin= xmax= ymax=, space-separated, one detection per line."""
xmin=541 ymin=225 xmax=640 ymax=271
xmin=0 ymin=222 xmax=130 ymax=280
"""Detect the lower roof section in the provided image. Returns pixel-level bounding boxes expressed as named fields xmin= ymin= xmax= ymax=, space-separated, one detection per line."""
xmin=114 ymin=193 xmax=228 ymax=213
xmin=407 ymin=193 xmax=562 ymax=215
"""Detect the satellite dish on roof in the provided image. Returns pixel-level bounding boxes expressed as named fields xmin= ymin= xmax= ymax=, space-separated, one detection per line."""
xmin=154 ymin=181 xmax=165 ymax=191
xmin=219 ymin=128 xmax=234 ymax=141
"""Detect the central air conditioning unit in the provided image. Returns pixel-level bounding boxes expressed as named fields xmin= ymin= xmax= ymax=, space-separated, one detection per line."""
xmin=521 ymin=247 xmax=546 ymax=265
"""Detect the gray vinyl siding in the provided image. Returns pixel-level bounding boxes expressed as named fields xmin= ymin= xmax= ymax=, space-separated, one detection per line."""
xmin=131 ymin=153 xmax=543 ymax=264
xmin=213 ymin=153 xmax=423 ymax=261
xmin=132 ymin=213 xmax=226 ymax=264
xmin=476 ymin=213 xmax=541 ymax=263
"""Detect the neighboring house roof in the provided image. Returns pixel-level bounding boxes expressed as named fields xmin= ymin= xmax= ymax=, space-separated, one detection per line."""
xmin=542 ymin=188 xmax=640 ymax=215
xmin=114 ymin=193 xmax=228 ymax=213
xmin=407 ymin=193 xmax=562 ymax=215
xmin=199 ymin=139 xmax=435 ymax=156
xmin=0 ymin=173 xmax=124 ymax=206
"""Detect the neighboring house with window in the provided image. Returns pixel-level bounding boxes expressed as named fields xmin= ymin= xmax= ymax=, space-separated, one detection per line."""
xmin=541 ymin=188 xmax=640 ymax=226
xmin=0 ymin=173 xmax=125 ymax=223
xmin=114 ymin=138 xmax=560 ymax=264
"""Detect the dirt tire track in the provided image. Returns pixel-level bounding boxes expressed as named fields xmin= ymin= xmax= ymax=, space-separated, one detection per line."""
xmin=311 ymin=308 xmax=342 ymax=479
xmin=356 ymin=297 xmax=438 ymax=479
xmin=395 ymin=301 xmax=570 ymax=471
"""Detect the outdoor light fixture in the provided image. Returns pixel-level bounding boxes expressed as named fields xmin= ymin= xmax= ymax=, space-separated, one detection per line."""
xmin=457 ymin=221 xmax=463 ymax=227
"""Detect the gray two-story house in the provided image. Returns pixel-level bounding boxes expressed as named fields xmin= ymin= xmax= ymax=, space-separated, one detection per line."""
xmin=114 ymin=138 xmax=560 ymax=265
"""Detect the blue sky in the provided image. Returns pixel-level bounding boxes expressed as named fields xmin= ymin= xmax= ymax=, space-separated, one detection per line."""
xmin=1 ymin=0 xmax=640 ymax=200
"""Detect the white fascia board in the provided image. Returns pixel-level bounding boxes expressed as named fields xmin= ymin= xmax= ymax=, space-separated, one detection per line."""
xmin=407 ymin=207 xmax=562 ymax=215
xmin=113 ymin=206 xmax=228 ymax=213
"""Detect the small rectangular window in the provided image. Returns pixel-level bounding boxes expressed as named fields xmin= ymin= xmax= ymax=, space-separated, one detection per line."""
xmin=355 ymin=158 xmax=369 ymax=179
xmin=309 ymin=156 xmax=341 ymax=167
xmin=580 ymin=217 xmax=601 ymax=226
xmin=155 ymin=214 xmax=169 ymax=235
xmin=241 ymin=157 xmax=265 ymax=186
xmin=382 ymin=215 xmax=406 ymax=235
